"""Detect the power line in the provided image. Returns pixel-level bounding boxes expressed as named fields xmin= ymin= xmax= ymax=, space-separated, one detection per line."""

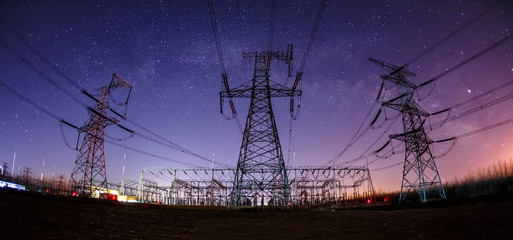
xmin=361 ymin=3 xmax=511 ymax=175
xmin=0 ymin=16 xmax=86 ymax=91
xmin=286 ymin=0 xmax=328 ymax=168
xmin=405 ymin=1 xmax=504 ymax=66
xmin=0 ymin=36 xmax=89 ymax=107
xmin=333 ymin=113 xmax=401 ymax=166
xmin=430 ymin=90 xmax=513 ymax=129
xmin=288 ymin=0 xmax=328 ymax=89
xmin=0 ymin=39 xmax=200 ymax=161
xmin=297 ymin=0 xmax=327 ymax=75
xmin=124 ymin=90 xmax=237 ymax=151
xmin=0 ymin=79 xmax=207 ymax=168
xmin=369 ymin=1 xmax=509 ymax=102
xmin=454 ymin=117 xmax=513 ymax=139
xmin=207 ymin=0 xmax=227 ymax=76
xmin=0 ymin=79 xmax=62 ymax=121
xmin=207 ymin=0 xmax=243 ymax=134
xmin=104 ymin=139 xmax=202 ymax=168
xmin=371 ymin=161 xmax=402 ymax=172
xmin=367 ymin=87 xmax=513 ymax=169
xmin=368 ymin=114 xmax=513 ymax=172
xmin=268 ymin=0 xmax=277 ymax=51
xmin=1 ymin=21 xmax=224 ymax=167
xmin=419 ymin=33 xmax=511 ymax=88
xmin=148 ymin=171 xmax=175 ymax=184
xmin=324 ymin=100 xmax=379 ymax=166
xmin=364 ymin=35 xmax=512 ymax=176
xmin=330 ymin=35 xmax=512 ymax=168
xmin=369 ymin=92 xmax=513 ymax=172
xmin=324 ymin=82 xmax=391 ymax=167
xmin=433 ymin=80 xmax=513 ymax=114
xmin=131 ymin=124 xmax=231 ymax=168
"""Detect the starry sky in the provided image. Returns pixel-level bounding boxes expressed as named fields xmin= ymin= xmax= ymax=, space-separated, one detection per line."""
xmin=1 ymin=0 xmax=512 ymax=192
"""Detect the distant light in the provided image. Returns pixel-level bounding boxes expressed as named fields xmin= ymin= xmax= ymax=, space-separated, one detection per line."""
xmin=0 ymin=180 xmax=25 ymax=191
xmin=467 ymin=89 xmax=471 ymax=94
xmin=366 ymin=199 xmax=371 ymax=204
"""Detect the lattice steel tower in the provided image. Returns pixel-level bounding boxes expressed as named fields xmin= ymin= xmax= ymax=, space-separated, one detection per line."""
xmin=221 ymin=45 xmax=300 ymax=206
xmin=370 ymin=58 xmax=446 ymax=203
xmin=69 ymin=73 xmax=132 ymax=198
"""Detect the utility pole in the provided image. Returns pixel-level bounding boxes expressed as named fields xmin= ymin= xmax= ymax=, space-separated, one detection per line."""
xmin=58 ymin=174 xmax=65 ymax=193
xmin=211 ymin=146 xmax=215 ymax=205
xmin=23 ymin=167 xmax=32 ymax=184
xmin=370 ymin=57 xmax=446 ymax=203
xmin=11 ymin=150 xmax=16 ymax=177
xmin=69 ymin=73 xmax=132 ymax=198
xmin=40 ymin=158 xmax=45 ymax=181
xmin=1 ymin=162 xmax=9 ymax=177
xmin=121 ymin=152 xmax=126 ymax=196
xmin=221 ymin=45 xmax=300 ymax=206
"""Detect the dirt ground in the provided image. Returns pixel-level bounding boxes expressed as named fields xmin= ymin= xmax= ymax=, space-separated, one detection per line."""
xmin=1 ymin=189 xmax=512 ymax=239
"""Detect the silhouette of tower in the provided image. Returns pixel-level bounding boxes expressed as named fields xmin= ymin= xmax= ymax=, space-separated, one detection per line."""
xmin=221 ymin=45 xmax=300 ymax=206
xmin=69 ymin=73 xmax=132 ymax=198
xmin=370 ymin=58 xmax=446 ymax=203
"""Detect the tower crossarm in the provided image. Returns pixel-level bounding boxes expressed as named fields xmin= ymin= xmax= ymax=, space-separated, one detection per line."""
xmin=381 ymin=74 xmax=417 ymax=90
xmin=370 ymin=57 xmax=418 ymax=90
xmin=382 ymin=101 xmax=430 ymax=117
xmin=111 ymin=73 xmax=132 ymax=89
xmin=221 ymin=85 xmax=301 ymax=98
xmin=369 ymin=57 xmax=416 ymax=77
xmin=242 ymin=50 xmax=292 ymax=63
xmin=221 ymin=47 xmax=300 ymax=100
xmin=390 ymin=129 xmax=433 ymax=143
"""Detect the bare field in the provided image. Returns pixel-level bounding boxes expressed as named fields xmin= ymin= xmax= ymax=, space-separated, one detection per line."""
xmin=1 ymin=190 xmax=512 ymax=239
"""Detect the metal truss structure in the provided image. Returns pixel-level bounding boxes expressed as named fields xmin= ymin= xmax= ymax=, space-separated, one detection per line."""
xmin=110 ymin=179 xmax=140 ymax=197
xmin=289 ymin=166 xmax=374 ymax=206
xmin=137 ymin=167 xmax=234 ymax=205
xmin=220 ymin=46 xmax=301 ymax=206
xmin=370 ymin=58 xmax=446 ymax=203
xmin=135 ymin=177 xmax=168 ymax=203
xmin=69 ymin=74 xmax=132 ymax=198
xmin=136 ymin=166 xmax=374 ymax=206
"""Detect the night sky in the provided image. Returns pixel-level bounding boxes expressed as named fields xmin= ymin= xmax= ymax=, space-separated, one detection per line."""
xmin=1 ymin=0 xmax=512 ymax=192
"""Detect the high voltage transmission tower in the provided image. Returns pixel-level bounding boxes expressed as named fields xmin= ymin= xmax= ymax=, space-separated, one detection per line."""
xmin=69 ymin=73 xmax=132 ymax=198
xmin=220 ymin=45 xmax=300 ymax=206
xmin=369 ymin=58 xmax=446 ymax=203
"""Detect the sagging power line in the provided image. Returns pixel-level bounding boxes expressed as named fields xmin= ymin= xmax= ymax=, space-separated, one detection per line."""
xmin=0 ymin=79 xmax=199 ymax=167
xmin=0 ymin=18 xmax=224 ymax=167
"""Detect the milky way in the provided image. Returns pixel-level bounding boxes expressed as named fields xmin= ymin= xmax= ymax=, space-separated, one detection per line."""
xmin=1 ymin=0 xmax=512 ymax=191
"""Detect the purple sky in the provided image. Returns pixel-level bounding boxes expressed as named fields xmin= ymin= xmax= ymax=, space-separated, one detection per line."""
xmin=1 ymin=0 xmax=512 ymax=192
